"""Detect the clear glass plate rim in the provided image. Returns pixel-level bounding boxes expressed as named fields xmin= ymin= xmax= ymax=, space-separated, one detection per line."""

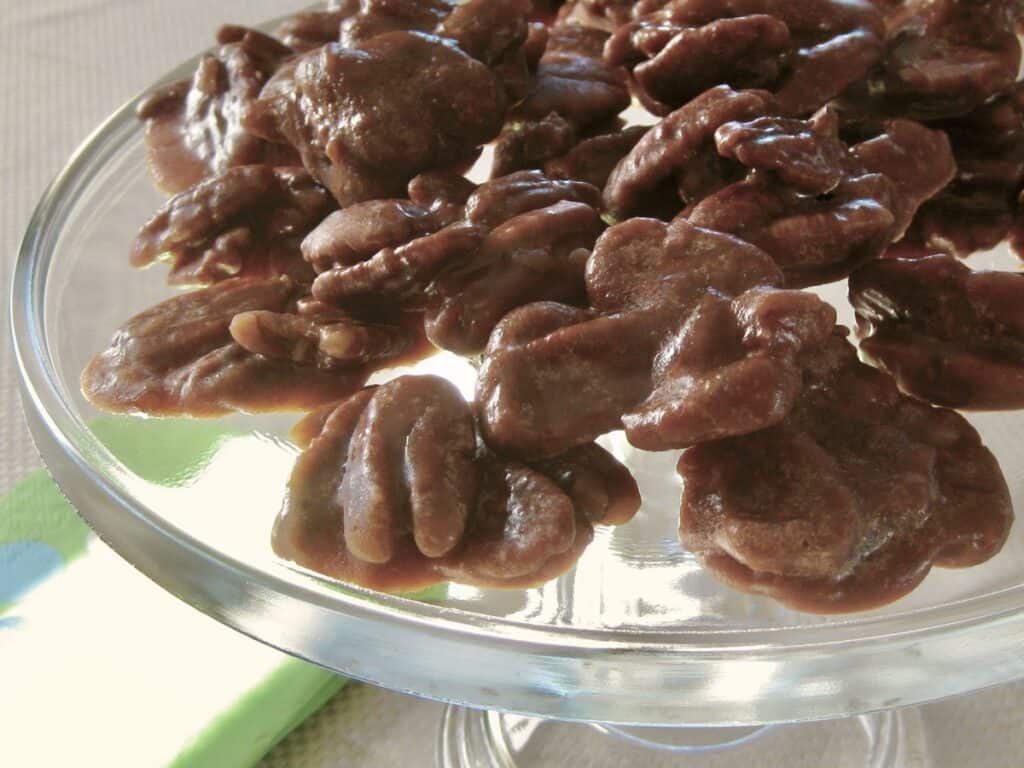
xmin=11 ymin=55 xmax=1024 ymax=663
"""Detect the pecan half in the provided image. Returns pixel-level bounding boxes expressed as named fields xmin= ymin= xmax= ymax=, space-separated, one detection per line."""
xmin=81 ymin=277 xmax=368 ymax=416
xmin=137 ymin=26 xmax=297 ymax=193
xmin=245 ymin=31 xmax=505 ymax=206
xmin=229 ymin=310 xmax=409 ymax=370
xmin=492 ymin=113 xmax=577 ymax=178
xmin=686 ymin=173 xmax=895 ymax=288
xmin=275 ymin=1 xmax=356 ymax=51
xmin=850 ymin=253 xmax=1024 ymax=409
xmin=513 ymin=24 xmax=630 ymax=129
xmin=603 ymin=86 xmax=775 ymax=219
xmin=309 ymin=171 xmax=603 ymax=353
xmin=905 ymin=86 xmax=1024 ymax=258
xmin=465 ymin=169 xmax=601 ymax=227
xmin=624 ymin=288 xmax=836 ymax=450
xmin=425 ymin=199 xmax=603 ymax=352
xmin=544 ymin=124 xmax=647 ymax=189
xmin=605 ymin=0 xmax=885 ymax=116
xmin=856 ymin=0 xmax=1022 ymax=120
xmin=686 ymin=119 xmax=953 ymax=286
xmin=339 ymin=0 xmax=455 ymax=45
xmin=474 ymin=217 xmax=834 ymax=458
xmin=679 ymin=331 xmax=1012 ymax=613
xmin=131 ymin=165 xmax=334 ymax=286
xmin=715 ymin=108 xmax=845 ymax=194
xmin=272 ymin=375 xmax=640 ymax=591
xmin=301 ymin=199 xmax=450 ymax=274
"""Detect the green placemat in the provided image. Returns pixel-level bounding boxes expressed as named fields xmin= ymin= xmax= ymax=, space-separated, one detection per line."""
xmin=0 ymin=416 xmax=346 ymax=767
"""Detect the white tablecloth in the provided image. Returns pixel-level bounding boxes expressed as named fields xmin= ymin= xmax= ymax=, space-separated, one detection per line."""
xmin=2 ymin=2 xmax=1023 ymax=765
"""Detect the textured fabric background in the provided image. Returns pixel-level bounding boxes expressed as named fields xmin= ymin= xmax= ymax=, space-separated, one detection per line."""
xmin=3 ymin=2 xmax=1024 ymax=766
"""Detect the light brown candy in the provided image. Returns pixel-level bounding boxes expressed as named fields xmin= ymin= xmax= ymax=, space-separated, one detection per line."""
xmin=81 ymin=277 xmax=367 ymax=416
xmin=604 ymin=0 xmax=884 ymax=116
xmin=273 ymin=376 xmax=641 ymax=591
xmin=229 ymin=311 xmax=409 ymax=370
xmin=512 ymin=24 xmax=630 ymax=129
xmin=426 ymin=199 xmax=603 ymax=353
xmin=679 ymin=332 xmax=1013 ymax=613
xmin=850 ymin=253 xmax=1024 ymax=409
xmin=246 ymin=31 xmax=505 ymax=206
xmin=851 ymin=0 xmax=1022 ymax=120
xmin=624 ymin=289 xmax=836 ymax=450
xmin=131 ymin=165 xmax=333 ymax=286
xmin=492 ymin=113 xmax=577 ymax=179
xmin=137 ymin=26 xmax=297 ymax=194
xmin=476 ymin=218 xmax=823 ymax=458
xmin=603 ymin=86 xmax=775 ymax=219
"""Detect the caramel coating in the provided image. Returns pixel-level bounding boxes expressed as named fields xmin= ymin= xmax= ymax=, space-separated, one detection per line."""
xmin=440 ymin=0 xmax=531 ymax=65
xmin=558 ymin=0 xmax=642 ymax=31
xmin=603 ymin=86 xmax=775 ymax=219
xmin=607 ymin=88 xmax=953 ymax=281
xmin=849 ymin=118 xmax=957 ymax=237
xmin=492 ymin=113 xmax=577 ymax=178
xmin=313 ymin=222 xmax=487 ymax=312
xmin=853 ymin=0 xmax=1022 ymax=120
xmin=850 ymin=254 xmax=1024 ymax=409
xmin=341 ymin=376 xmax=478 ymax=561
xmin=686 ymin=172 xmax=895 ymax=287
xmin=246 ymin=31 xmax=505 ymax=206
xmin=478 ymin=301 xmax=666 ymax=457
xmin=679 ymin=332 xmax=1013 ymax=613
xmin=340 ymin=0 xmax=455 ymax=45
xmin=131 ymin=165 xmax=334 ymax=286
xmin=604 ymin=0 xmax=884 ymax=116
xmin=906 ymin=86 xmax=1024 ymax=258
xmin=513 ymin=24 xmax=631 ymax=128
xmin=624 ymin=289 xmax=836 ymax=450
xmin=685 ymin=118 xmax=952 ymax=287
xmin=425 ymin=198 xmax=602 ymax=352
xmin=137 ymin=26 xmax=297 ymax=194
xmin=465 ymin=169 xmax=601 ymax=228
xmin=474 ymin=217 xmax=838 ymax=458
xmin=407 ymin=169 xmax=478 ymax=210
xmin=273 ymin=376 xmax=640 ymax=591
xmin=307 ymin=170 xmax=604 ymax=353
xmin=229 ymin=310 xmax=409 ymax=370
xmin=81 ymin=277 xmax=367 ymax=416
xmin=715 ymin=108 xmax=844 ymax=194
xmin=301 ymin=199 xmax=451 ymax=274
xmin=585 ymin=213 xmax=781 ymax=312
xmin=544 ymin=124 xmax=647 ymax=189
xmin=274 ymin=2 xmax=355 ymax=51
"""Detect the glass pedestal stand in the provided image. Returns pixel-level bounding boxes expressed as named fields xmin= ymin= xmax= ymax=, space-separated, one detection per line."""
xmin=439 ymin=706 xmax=930 ymax=768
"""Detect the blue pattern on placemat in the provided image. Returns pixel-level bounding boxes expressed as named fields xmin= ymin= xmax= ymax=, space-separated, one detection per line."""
xmin=0 ymin=541 xmax=64 ymax=604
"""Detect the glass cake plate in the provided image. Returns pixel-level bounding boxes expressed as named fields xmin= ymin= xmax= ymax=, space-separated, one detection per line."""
xmin=10 ymin=44 xmax=1024 ymax=766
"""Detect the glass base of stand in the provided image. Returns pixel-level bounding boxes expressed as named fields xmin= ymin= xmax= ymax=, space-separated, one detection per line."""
xmin=437 ymin=705 xmax=932 ymax=767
